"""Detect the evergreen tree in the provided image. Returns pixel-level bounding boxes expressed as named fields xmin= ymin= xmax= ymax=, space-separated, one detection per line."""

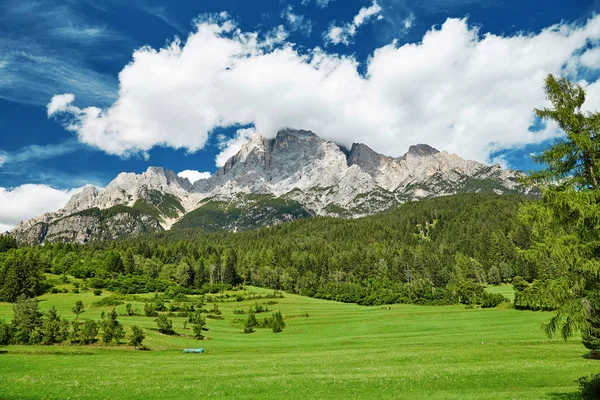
xmin=244 ymin=312 xmax=257 ymax=334
xmin=11 ymin=296 xmax=43 ymax=344
xmin=519 ymin=74 xmax=600 ymax=340
xmin=271 ymin=311 xmax=285 ymax=333
xmin=156 ymin=315 xmax=175 ymax=335
xmin=42 ymin=306 xmax=62 ymax=345
xmin=72 ymin=300 xmax=84 ymax=320
xmin=0 ymin=235 xmax=17 ymax=253
xmin=129 ymin=325 xmax=145 ymax=348
xmin=189 ymin=311 xmax=206 ymax=339
xmin=81 ymin=320 xmax=99 ymax=345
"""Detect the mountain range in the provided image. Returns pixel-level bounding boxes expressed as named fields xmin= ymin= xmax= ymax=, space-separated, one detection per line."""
xmin=11 ymin=129 xmax=532 ymax=244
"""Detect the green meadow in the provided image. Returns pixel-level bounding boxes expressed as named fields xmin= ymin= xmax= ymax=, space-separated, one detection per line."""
xmin=0 ymin=284 xmax=597 ymax=399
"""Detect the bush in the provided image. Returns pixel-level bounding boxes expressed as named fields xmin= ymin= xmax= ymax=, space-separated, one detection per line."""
xmin=579 ymin=373 xmax=600 ymax=400
xmin=93 ymin=296 xmax=123 ymax=307
xmin=93 ymin=289 xmax=102 ymax=296
xmin=481 ymin=292 xmax=508 ymax=308
xmin=72 ymin=288 xmax=80 ymax=294
xmin=144 ymin=303 xmax=158 ymax=317
xmin=156 ymin=315 xmax=175 ymax=335
xmin=50 ymin=287 xmax=60 ymax=294
xmin=129 ymin=326 xmax=145 ymax=348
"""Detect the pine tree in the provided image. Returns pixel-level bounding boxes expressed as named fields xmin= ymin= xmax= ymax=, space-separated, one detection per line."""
xmin=72 ymin=300 xmax=84 ymax=320
xmin=520 ymin=74 xmax=600 ymax=340
xmin=244 ymin=312 xmax=257 ymax=334
xmin=129 ymin=326 xmax=145 ymax=349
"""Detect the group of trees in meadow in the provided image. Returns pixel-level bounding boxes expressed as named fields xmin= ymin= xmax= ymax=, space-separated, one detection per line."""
xmin=0 ymin=297 xmax=145 ymax=348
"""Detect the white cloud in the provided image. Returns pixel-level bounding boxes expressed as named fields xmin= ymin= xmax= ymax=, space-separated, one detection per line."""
xmin=403 ymin=13 xmax=416 ymax=31
xmin=0 ymin=184 xmax=86 ymax=232
xmin=301 ymin=0 xmax=333 ymax=8
xmin=215 ymin=128 xmax=256 ymax=167
xmin=282 ymin=6 xmax=313 ymax=36
xmin=177 ymin=170 xmax=211 ymax=184
xmin=580 ymin=47 xmax=600 ymax=69
xmin=325 ymin=1 xmax=383 ymax=45
xmin=47 ymin=15 xmax=600 ymax=168
xmin=0 ymin=140 xmax=81 ymax=166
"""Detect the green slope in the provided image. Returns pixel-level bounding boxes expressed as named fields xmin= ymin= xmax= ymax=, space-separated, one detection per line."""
xmin=173 ymin=194 xmax=313 ymax=231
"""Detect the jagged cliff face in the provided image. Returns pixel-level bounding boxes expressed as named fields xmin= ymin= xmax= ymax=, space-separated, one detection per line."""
xmin=11 ymin=128 xmax=532 ymax=244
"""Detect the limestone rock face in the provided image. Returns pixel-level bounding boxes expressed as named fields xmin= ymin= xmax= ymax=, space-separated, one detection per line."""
xmin=12 ymin=128 xmax=532 ymax=244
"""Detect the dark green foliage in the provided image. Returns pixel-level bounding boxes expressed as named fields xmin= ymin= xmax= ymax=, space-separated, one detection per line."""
xmin=518 ymin=75 xmax=600 ymax=340
xmin=481 ymin=292 xmax=508 ymax=309
xmin=269 ymin=311 xmax=285 ymax=333
xmin=101 ymin=308 xmax=124 ymax=344
xmin=129 ymin=325 xmax=145 ymax=348
xmin=70 ymin=321 xmax=82 ymax=344
xmin=0 ymin=235 xmax=17 ymax=253
xmin=93 ymin=296 xmax=124 ymax=307
xmin=579 ymin=374 xmax=600 ymax=400
xmin=0 ymin=193 xmax=533 ymax=308
xmin=42 ymin=306 xmax=63 ymax=344
xmin=0 ymin=249 xmax=46 ymax=302
xmin=156 ymin=315 xmax=175 ymax=335
xmin=0 ymin=319 xmax=11 ymax=345
xmin=144 ymin=302 xmax=158 ymax=317
xmin=81 ymin=320 xmax=99 ymax=345
xmin=189 ymin=311 xmax=206 ymax=339
xmin=173 ymin=195 xmax=312 ymax=231
xmin=487 ymin=265 xmax=501 ymax=285
xmin=72 ymin=300 xmax=84 ymax=319
xmin=11 ymin=296 xmax=43 ymax=344
xmin=126 ymin=303 xmax=138 ymax=316
xmin=244 ymin=312 xmax=258 ymax=334
xmin=93 ymin=289 xmax=102 ymax=296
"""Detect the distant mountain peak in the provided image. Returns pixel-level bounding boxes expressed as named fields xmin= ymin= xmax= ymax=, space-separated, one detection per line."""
xmin=11 ymin=128 xmax=532 ymax=245
xmin=407 ymin=144 xmax=440 ymax=157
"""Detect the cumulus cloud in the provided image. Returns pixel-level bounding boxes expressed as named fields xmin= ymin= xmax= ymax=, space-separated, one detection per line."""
xmin=282 ymin=6 xmax=313 ymax=36
xmin=47 ymin=14 xmax=600 ymax=167
xmin=215 ymin=128 xmax=256 ymax=167
xmin=0 ymin=184 xmax=86 ymax=232
xmin=177 ymin=170 xmax=211 ymax=183
xmin=325 ymin=1 xmax=383 ymax=45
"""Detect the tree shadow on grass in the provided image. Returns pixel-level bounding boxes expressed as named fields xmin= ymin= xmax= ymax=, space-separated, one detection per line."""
xmin=547 ymin=392 xmax=579 ymax=400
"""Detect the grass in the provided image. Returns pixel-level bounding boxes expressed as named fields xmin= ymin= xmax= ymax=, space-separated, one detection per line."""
xmin=0 ymin=285 xmax=597 ymax=399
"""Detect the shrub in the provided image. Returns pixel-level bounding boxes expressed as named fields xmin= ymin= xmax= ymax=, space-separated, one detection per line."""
xmin=93 ymin=289 xmax=102 ymax=296
xmin=72 ymin=288 xmax=80 ymax=294
xmin=244 ymin=312 xmax=258 ymax=334
xmin=81 ymin=320 xmax=99 ymax=345
xmin=156 ymin=315 xmax=175 ymax=335
xmin=129 ymin=326 xmax=145 ymax=348
xmin=481 ymin=292 xmax=508 ymax=308
xmin=50 ymin=288 xmax=60 ymax=294
xmin=579 ymin=374 xmax=600 ymax=400
xmin=93 ymin=296 xmax=123 ymax=307
xmin=0 ymin=320 xmax=12 ymax=345
xmin=144 ymin=303 xmax=158 ymax=317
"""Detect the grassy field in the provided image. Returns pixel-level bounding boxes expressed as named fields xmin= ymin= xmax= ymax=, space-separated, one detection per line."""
xmin=0 ymin=283 xmax=597 ymax=399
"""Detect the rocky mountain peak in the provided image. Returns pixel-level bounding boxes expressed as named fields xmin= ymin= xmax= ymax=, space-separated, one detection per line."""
xmin=11 ymin=128 xmax=533 ymax=245
xmin=407 ymin=144 xmax=440 ymax=157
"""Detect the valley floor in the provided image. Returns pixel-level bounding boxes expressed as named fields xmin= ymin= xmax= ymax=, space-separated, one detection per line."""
xmin=0 ymin=286 xmax=596 ymax=399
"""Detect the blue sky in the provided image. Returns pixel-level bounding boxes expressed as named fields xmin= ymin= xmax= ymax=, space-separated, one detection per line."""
xmin=1 ymin=0 xmax=600 ymax=229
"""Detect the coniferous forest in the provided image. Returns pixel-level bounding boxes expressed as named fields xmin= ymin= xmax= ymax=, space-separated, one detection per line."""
xmin=1 ymin=193 xmax=531 ymax=307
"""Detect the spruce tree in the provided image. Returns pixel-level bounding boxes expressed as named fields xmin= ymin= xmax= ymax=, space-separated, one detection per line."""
xmin=520 ymin=74 xmax=600 ymax=340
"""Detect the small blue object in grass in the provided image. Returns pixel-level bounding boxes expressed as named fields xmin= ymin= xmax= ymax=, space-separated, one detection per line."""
xmin=183 ymin=348 xmax=204 ymax=353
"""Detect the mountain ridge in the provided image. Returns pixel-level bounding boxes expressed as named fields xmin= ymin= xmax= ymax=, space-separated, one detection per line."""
xmin=11 ymin=128 xmax=532 ymax=244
